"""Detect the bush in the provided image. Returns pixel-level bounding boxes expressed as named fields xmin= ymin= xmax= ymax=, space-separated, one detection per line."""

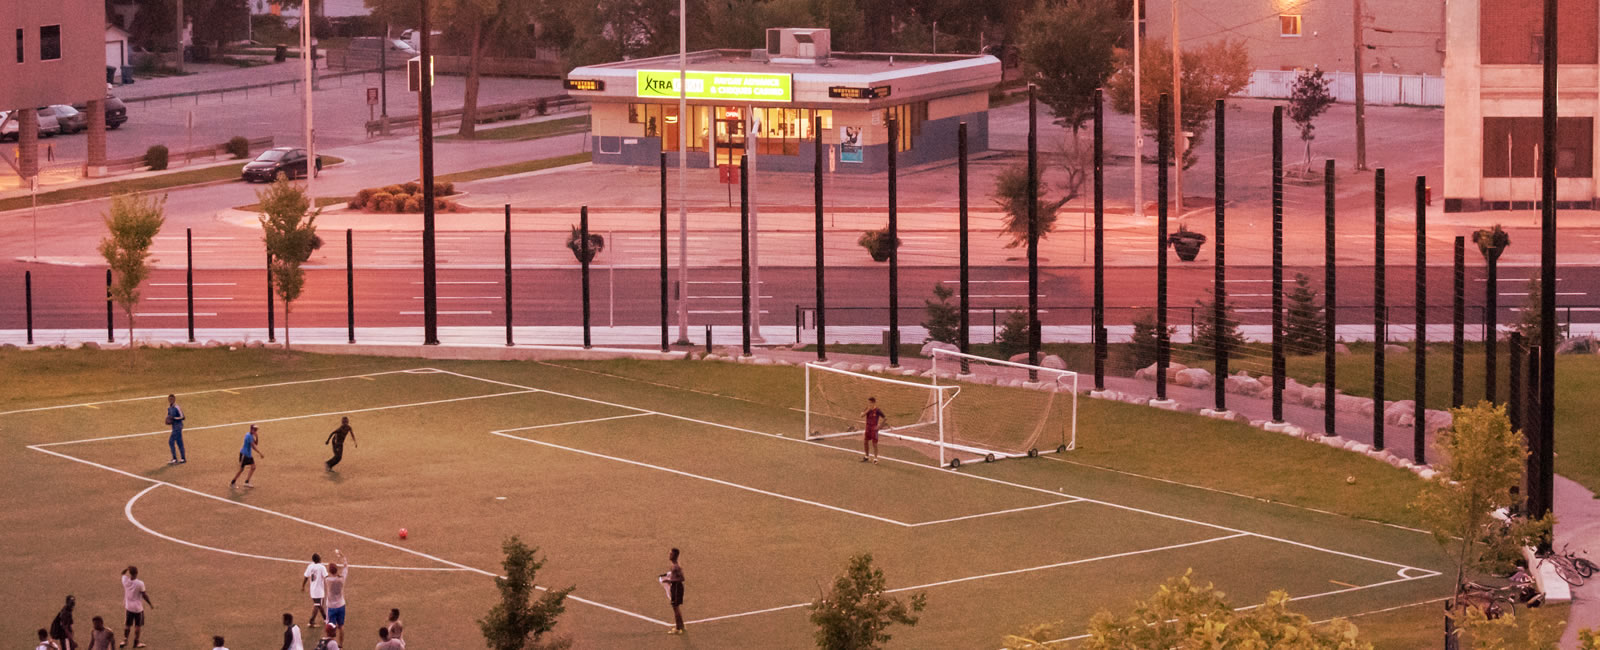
xmin=922 ymin=284 xmax=960 ymax=344
xmin=382 ymin=184 xmax=404 ymax=195
xmin=996 ymin=311 xmax=1031 ymax=357
xmin=401 ymin=181 xmax=420 ymax=194
xmin=535 ymin=97 xmax=550 ymax=115
xmin=225 ymin=136 xmax=250 ymax=159
xmin=403 ymin=195 xmax=423 ymax=213
xmin=436 ymin=181 xmax=455 ymax=196
xmin=1127 ymin=311 xmax=1174 ymax=370
xmin=353 ymin=188 xmax=373 ymax=206
xmin=372 ymin=193 xmax=397 ymax=213
xmin=857 ymin=228 xmax=899 ymax=263
xmin=144 ymin=145 xmax=169 ymax=171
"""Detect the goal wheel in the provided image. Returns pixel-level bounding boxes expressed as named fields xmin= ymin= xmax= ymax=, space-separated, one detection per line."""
xmin=1027 ymin=448 xmax=1039 ymax=458
xmin=1057 ymin=444 xmax=1068 ymax=454
xmin=948 ymin=458 xmax=962 ymax=469
xmin=984 ymin=453 xmax=996 ymax=463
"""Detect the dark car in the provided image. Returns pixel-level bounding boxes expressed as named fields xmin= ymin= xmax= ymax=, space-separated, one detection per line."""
xmin=242 ymin=146 xmax=323 ymax=183
xmin=70 ymin=94 xmax=129 ymax=129
xmin=43 ymin=105 xmax=88 ymax=134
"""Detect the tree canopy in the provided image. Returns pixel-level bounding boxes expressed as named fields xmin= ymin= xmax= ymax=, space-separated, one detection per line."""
xmin=1020 ymin=0 xmax=1121 ymax=135
xmin=1106 ymin=39 xmax=1251 ymax=168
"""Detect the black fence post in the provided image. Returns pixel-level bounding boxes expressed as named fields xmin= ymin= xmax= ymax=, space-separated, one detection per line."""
xmin=1156 ymin=93 xmax=1170 ymax=402
xmin=660 ymin=153 xmax=669 ymax=352
xmin=504 ymin=207 xmax=513 ymax=347
xmin=741 ymin=155 xmax=752 ymax=357
xmin=186 ymin=228 xmax=195 ymax=343
xmin=105 ymin=268 xmax=113 ymax=343
xmin=1526 ymin=346 xmax=1542 ymax=516
xmin=581 ymin=206 xmax=591 ymax=350
xmin=1373 ymin=169 xmax=1387 ymax=451
xmin=705 ymin=324 xmax=712 ymax=355
xmin=1094 ymin=91 xmax=1106 ymax=391
xmin=1486 ymin=248 xmax=1499 ymax=403
xmin=1508 ymin=332 xmax=1523 ymax=434
xmin=1536 ymin=0 xmax=1558 ymax=525
xmin=266 ymin=252 xmax=275 ymax=342
xmin=1027 ymin=85 xmax=1040 ymax=380
xmin=814 ymin=116 xmax=827 ymax=361
xmin=347 ymin=228 xmax=356 ymax=344
xmin=1271 ymin=105 xmax=1284 ymax=423
xmin=1414 ymin=176 xmax=1428 ymax=466
xmin=1323 ymin=159 xmax=1336 ymax=434
xmin=1213 ymin=99 xmax=1226 ymax=411
xmin=888 ymin=117 xmax=900 ymax=367
xmin=1453 ymin=235 xmax=1465 ymax=407
xmin=959 ymin=121 xmax=970 ymax=374
xmin=25 ymin=271 xmax=33 ymax=345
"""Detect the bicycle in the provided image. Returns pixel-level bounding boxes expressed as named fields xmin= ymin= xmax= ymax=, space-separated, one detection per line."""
xmin=1457 ymin=581 xmax=1526 ymax=620
xmin=1555 ymin=543 xmax=1598 ymax=579
xmin=1536 ymin=545 xmax=1589 ymax=587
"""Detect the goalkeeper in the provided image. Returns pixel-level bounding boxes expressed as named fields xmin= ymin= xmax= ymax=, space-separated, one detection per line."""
xmin=860 ymin=397 xmax=885 ymax=464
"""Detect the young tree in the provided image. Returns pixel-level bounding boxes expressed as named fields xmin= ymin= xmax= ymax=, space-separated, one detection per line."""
xmin=1127 ymin=311 xmax=1172 ymax=370
xmin=1513 ymin=277 xmax=1561 ymax=345
xmin=1106 ymin=39 xmax=1251 ymax=168
xmin=258 ymin=179 xmax=323 ymax=349
xmin=1192 ymin=287 xmax=1246 ymax=360
xmin=808 ymin=553 xmax=926 ymax=650
xmin=479 ymin=536 xmax=574 ymax=650
xmin=996 ymin=310 xmax=1031 ymax=358
xmin=992 ymin=162 xmax=1076 ymax=249
xmin=1287 ymin=68 xmax=1336 ymax=172
xmin=1085 ymin=570 xmax=1369 ymax=648
xmin=1411 ymin=404 xmax=1551 ymax=627
xmin=98 ymin=193 xmax=167 ymax=348
xmin=1020 ymin=0 xmax=1121 ymax=147
xmin=921 ymin=284 xmax=960 ymax=344
xmin=1284 ymin=273 xmax=1327 ymax=355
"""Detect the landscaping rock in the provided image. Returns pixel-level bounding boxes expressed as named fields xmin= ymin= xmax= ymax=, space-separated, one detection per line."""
xmin=1175 ymin=368 xmax=1213 ymax=389
xmin=1040 ymin=354 xmax=1067 ymax=370
xmin=1009 ymin=353 xmax=1031 ymax=364
xmin=1385 ymin=344 xmax=1409 ymax=354
xmin=246 ymin=340 xmax=264 ymax=349
xmin=1226 ymin=374 xmax=1265 ymax=396
xmin=1418 ymin=468 xmax=1439 ymax=481
xmin=1557 ymin=335 xmax=1599 ymax=355
xmin=920 ymin=340 xmax=959 ymax=357
xmin=1334 ymin=343 xmax=1351 ymax=355
xmin=1383 ymin=400 xmax=1415 ymax=427
xmin=1134 ymin=363 xmax=1158 ymax=381
xmin=1164 ymin=363 xmax=1189 ymax=381
xmin=1423 ymin=409 xmax=1453 ymax=433
xmin=867 ymin=364 xmax=886 ymax=374
xmin=751 ymin=357 xmax=774 ymax=365
xmin=81 ymin=341 xmax=99 ymax=350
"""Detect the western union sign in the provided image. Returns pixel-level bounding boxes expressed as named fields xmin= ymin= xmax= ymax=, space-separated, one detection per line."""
xmin=636 ymin=70 xmax=793 ymax=102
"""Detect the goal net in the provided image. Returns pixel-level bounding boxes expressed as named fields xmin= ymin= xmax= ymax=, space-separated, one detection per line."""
xmin=929 ymin=348 xmax=1079 ymax=458
xmin=804 ymin=363 xmax=962 ymax=466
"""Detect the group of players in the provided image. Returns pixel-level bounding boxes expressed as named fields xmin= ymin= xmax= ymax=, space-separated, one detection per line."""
xmin=161 ymin=395 xmax=359 ymax=489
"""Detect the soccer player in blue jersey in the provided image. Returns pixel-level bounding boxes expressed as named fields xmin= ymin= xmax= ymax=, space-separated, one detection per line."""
xmin=230 ymin=425 xmax=264 ymax=488
xmin=165 ymin=394 xmax=186 ymax=465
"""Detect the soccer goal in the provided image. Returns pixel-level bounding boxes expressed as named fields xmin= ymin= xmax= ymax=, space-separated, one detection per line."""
xmin=929 ymin=348 xmax=1079 ymax=459
xmin=804 ymin=363 xmax=963 ymax=466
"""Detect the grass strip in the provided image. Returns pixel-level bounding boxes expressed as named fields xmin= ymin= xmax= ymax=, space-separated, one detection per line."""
xmin=0 ymin=156 xmax=345 ymax=213
xmin=437 ymin=115 xmax=589 ymax=142
xmin=435 ymin=151 xmax=591 ymax=184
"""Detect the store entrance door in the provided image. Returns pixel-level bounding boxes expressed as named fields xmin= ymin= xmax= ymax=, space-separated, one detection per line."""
xmin=714 ymin=107 xmax=746 ymax=166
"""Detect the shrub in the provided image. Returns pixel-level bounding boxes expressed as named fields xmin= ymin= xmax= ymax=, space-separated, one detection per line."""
xmin=382 ymin=184 xmax=404 ymax=195
xmin=346 ymin=197 xmax=362 ymax=209
xmin=144 ymin=145 xmax=169 ymax=171
xmin=352 ymin=188 xmax=373 ymax=206
xmin=401 ymin=181 xmax=420 ymax=194
xmin=921 ymin=284 xmax=961 ymax=344
xmin=436 ymin=181 xmax=455 ymax=196
xmin=225 ymin=136 xmax=251 ymax=159
xmin=857 ymin=228 xmax=899 ymax=263
xmin=996 ymin=310 xmax=1031 ymax=357
xmin=372 ymin=193 xmax=397 ymax=213
xmin=1127 ymin=312 xmax=1174 ymax=370
xmin=535 ymin=97 xmax=549 ymax=115
xmin=403 ymin=195 xmax=423 ymax=213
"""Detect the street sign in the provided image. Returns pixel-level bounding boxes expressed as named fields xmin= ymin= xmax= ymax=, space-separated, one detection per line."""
xmin=367 ymin=88 xmax=379 ymax=105
xmin=718 ymin=164 xmax=739 ymax=185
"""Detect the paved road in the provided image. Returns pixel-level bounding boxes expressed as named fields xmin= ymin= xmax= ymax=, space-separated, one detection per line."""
xmin=6 ymin=262 xmax=1594 ymax=336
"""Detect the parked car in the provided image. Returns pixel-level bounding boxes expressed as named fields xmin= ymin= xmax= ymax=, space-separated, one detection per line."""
xmin=42 ymin=105 xmax=88 ymax=134
xmin=341 ymin=37 xmax=417 ymax=69
xmin=241 ymin=147 xmax=323 ymax=182
xmin=0 ymin=110 xmax=60 ymax=141
xmin=72 ymin=94 xmax=130 ymax=129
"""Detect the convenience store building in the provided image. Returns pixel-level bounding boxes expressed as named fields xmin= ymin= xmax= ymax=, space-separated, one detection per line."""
xmin=564 ymin=28 xmax=1002 ymax=174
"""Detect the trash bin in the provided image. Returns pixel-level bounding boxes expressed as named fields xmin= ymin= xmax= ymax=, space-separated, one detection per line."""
xmin=121 ymin=66 xmax=135 ymax=84
xmin=106 ymin=66 xmax=116 ymax=84
xmin=274 ymin=44 xmax=287 ymax=63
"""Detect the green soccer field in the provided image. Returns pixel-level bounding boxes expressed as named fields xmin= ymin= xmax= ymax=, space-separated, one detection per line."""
xmin=0 ymin=352 xmax=1457 ymax=648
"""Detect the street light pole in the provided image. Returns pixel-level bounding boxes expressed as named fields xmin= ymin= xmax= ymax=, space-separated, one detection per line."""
xmin=419 ymin=0 xmax=439 ymax=344
xmin=1132 ymin=0 xmax=1144 ymax=218
xmin=301 ymin=0 xmax=315 ymax=207
xmin=674 ymin=0 xmax=690 ymax=345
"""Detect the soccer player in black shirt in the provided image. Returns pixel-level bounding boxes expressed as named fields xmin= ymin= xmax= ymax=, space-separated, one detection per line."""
xmin=324 ymin=417 xmax=357 ymax=471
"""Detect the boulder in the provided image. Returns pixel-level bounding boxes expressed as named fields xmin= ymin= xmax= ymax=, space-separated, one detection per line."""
xmin=920 ymin=340 xmax=959 ymax=357
xmin=1333 ymin=394 xmax=1367 ymax=414
xmin=1040 ymin=354 xmax=1068 ymax=370
xmin=751 ymin=357 xmax=774 ymax=365
xmin=1385 ymin=344 xmax=1409 ymax=355
xmin=1164 ymin=363 xmax=1189 ymax=381
xmin=81 ymin=341 xmax=100 ymax=350
xmin=1226 ymin=374 xmax=1265 ymax=396
xmin=1557 ymin=335 xmax=1599 ymax=355
xmin=1417 ymin=468 xmax=1439 ymax=481
xmin=1423 ymin=409 xmax=1453 ymax=433
xmin=1175 ymin=367 xmax=1213 ymax=389
xmin=246 ymin=340 xmax=265 ymax=349
xmin=0 ymin=343 xmax=16 ymax=350
xmin=205 ymin=339 xmax=224 ymax=348
xmin=1334 ymin=343 xmax=1351 ymax=356
xmin=866 ymin=364 xmax=886 ymax=374
xmin=1009 ymin=353 xmax=1031 ymax=364
xmin=1134 ymin=363 xmax=1158 ymax=381
xmin=1383 ymin=400 xmax=1415 ymax=426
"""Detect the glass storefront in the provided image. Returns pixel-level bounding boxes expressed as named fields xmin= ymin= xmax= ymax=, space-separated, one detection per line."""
xmin=630 ymin=103 xmax=834 ymax=159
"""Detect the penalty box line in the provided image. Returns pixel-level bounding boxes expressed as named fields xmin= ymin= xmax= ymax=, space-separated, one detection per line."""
xmin=0 ymin=368 xmax=437 ymax=417
xmin=440 ymin=369 xmax=1442 ymax=581
xmin=28 ymin=442 xmax=671 ymax=628
xmin=493 ymin=422 xmax=1084 ymax=528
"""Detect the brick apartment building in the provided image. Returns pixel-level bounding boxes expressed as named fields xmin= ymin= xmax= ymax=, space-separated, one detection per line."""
xmin=1 ymin=1 xmax=109 ymax=178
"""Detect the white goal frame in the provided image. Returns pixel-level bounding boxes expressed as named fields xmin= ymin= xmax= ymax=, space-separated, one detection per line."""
xmin=930 ymin=348 xmax=1079 ymax=455
xmin=804 ymin=363 xmax=962 ymax=467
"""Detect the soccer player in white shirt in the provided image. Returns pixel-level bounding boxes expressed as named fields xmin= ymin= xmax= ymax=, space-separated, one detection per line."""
xmin=302 ymin=553 xmax=329 ymax=629
xmin=121 ymin=566 xmax=152 ymax=647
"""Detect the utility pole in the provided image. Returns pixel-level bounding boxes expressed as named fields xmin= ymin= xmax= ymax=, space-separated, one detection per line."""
xmin=301 ymin=0 xmax=315 ymax=206
xmin=1352 ymin=0 xmax=1368 ymax=170
xmin=1132 ymin=0 xmax=1144 ymax=217
xmin=1171 ymin=0 xmax=1184 ymax=211
xmin=419 ymin=0 xmax=439 ymax=344
xmin=674 ymin=0 xmax=690 ymax=345
xmin=174 ymin=0 xmax=185 ymax=73
xmin=380 ymin=21 xmax=389 ymax=135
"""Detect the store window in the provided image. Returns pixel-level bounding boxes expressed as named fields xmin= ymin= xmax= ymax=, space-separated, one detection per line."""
xmin=39 ymin=25 xmax=61 ymax=61
xmin=754 ymin=108 xmax=833 ymax=156
xmin=1279 ymin=15 xmax=1301 ymax=38
xmin=883 ymin=102 xmax=928 ymax=153
xmin=630 ymin=103 xmax=708 ymax=152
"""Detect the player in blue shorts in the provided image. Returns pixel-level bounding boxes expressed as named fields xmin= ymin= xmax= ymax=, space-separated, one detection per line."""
xmin=165 ymin=394 xmax=186 ymax=465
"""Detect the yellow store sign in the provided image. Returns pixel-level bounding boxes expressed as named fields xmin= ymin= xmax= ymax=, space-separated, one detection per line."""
xmin=636 ymin=70 xmax=793 ymax=103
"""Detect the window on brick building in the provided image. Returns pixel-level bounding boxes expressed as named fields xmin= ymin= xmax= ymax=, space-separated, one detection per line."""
xmin=1279 ymin=15 xmax=1302 ymax=37
xmin=1481 ymin=117 xmax=1594 ymax=178
xmin=39 ymin=25 xmax=61 ymax=61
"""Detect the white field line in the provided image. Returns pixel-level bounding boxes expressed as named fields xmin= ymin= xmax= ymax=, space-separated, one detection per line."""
xmin=907 ymin=499 xmax=1084 ymax=527
xmin=496 ymin=413 xmax=652 ymax=432
xmin=0 ymin=368 xmax=424 ymax=416
xmin=437 ymin=369 xmax=1441 ymax=579
xmin=124 ymin=485 xmax=469 ymax=572
xmin=35 ymin=390 xmax=536 ymax=447
xmin=493 ymin=429 xmax=916 ymax=527
xmin=686 ymin=533 xmax=1251 ymax=626
xmin=31 ymin=439 xmax=668 ymax=627
xmin=1040 ymin=455 xmax=1435 ymax=536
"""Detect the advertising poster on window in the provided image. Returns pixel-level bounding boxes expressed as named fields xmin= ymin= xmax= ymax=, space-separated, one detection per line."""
xmin=839 ymin=126 xmax=863 ymax=164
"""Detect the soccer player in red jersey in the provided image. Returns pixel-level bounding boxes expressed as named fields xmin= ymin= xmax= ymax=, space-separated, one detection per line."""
xmin=861 ymin=397 xmax=886 ymax=464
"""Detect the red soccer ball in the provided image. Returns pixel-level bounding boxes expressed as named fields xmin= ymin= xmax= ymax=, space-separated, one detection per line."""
xmin=398 ymin=528 xmax=408 ymax=540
